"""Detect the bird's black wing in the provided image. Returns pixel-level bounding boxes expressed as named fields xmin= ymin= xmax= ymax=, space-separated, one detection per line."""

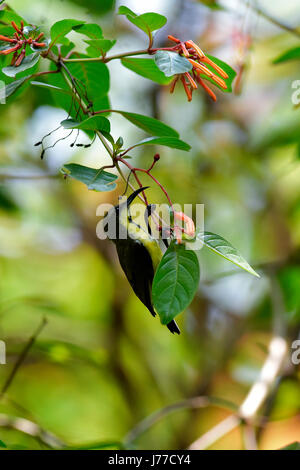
xmin=116 ymin=238 xmax=180 ymax=334
xmin=116 ymin=238 xmax=156 ymax=316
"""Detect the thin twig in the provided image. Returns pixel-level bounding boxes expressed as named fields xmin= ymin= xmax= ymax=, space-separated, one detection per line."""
xmin=0 ymin=413 xmax=64 ymax=448
xmin=0 ymin=317 xmax=48 ymax=400
xmin=242 ymin=422 xmax=258 ymax=450
xmin=0 ymin=173 xmax=58 ymax=181
xmin=63 ymin=49 xmax=150 ymax=64
xmin=124 ymin=396 xmax=236 ymax=446
xmin=125 ymin=397 xmax=209 ymax=446
xmin=188 ymin=414 xmax=240 ymax=450
xmin=239 ymin=336 xmax=288 ymax=421
xmin=242 ymin=0 xmax=300 ymax=38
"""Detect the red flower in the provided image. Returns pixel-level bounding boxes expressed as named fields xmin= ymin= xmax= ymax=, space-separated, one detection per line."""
xmin=0 ymin=21 xmax=46 ymax=67
xmin=167 ymin=35 xmax=229 ymax=102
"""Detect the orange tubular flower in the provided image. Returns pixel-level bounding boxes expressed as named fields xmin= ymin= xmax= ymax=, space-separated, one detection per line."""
xmin=0 ymin=21 xmax=46 ymax=66
xmin=180 ymin=42 xmax=190 ymax=58
xmin=0 ymin=34 xmax=17 ymax=43
xmin=196 ymin=77 xmax=216 ymax=102
xmin=170 ymin=76 xmax=179 ymax=94
xmin=175 ymin=212 xmax=195 ymax=237
xmin=180 ymin=75 xmax=192 ymax=102
xmin=188 ymin=59 xmax=227 ymax=89
xmin=185 ymin=40 xmax=205 ymax=59
xmin=166 ymin=35 xmax=229 ymax=102
xmin=167 ymin=34 xmax=181 ymax=44
xmin=185 ymin=72 xmax=197 ymax=90
xmin=201 ymin=56 xmax=228 ymax=79
xmin=0 ymin=44 xmax=21 ymax=55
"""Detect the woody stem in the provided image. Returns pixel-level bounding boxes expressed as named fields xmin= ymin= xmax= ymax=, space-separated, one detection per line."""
xmin=62 ymin=46 xmax=179 ymax=63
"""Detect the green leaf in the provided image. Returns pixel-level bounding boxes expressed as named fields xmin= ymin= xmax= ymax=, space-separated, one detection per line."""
xmin=3 ymin=77 xmax=28 ymax=98
xmin=47 ymin=59 xmax=110 ymax=118
xmin=152 ymin=241 xmax=200 ymax=324
xmin=84 ymin=39 xmax=116 ymax=57
xmin=61 ymin=115 xmax=110 ymax=133
xmin=0 ymin=7 xmax=27 ymax=28
xmin=0 ymin=440 xmax=6 ymax=448
xmin=121 ymin=58 xmax=173 ymax=85
xmin=279 ymin=442 xmax=300 ymax=450
xmin=2 ymin=52 xmax=40 ymax=78
xmin=66 ymin=441 xmax=124 ymax=450
xmin=67 ymin=60 xmax=110 ymax=107
xmin=131 ymin=136 xmax=191 ymax=151
xmin=72 ymin=23 xmax=103 ymax=39
xmin=154 ymin=51 xmax=192 ymax=77
xmin=62 ymin=164 xmax=118 ymax=192
xmin=199 ymin=0 xmax=223 ymax=10
xmin=102 ymin=131 xmax=115 ymax=146
xmin=50 ymin=19 xmax=85 ymax=45
xmin=118 ymin=6 xmax=137 ymax=16
xmin=116 ymin=111 xmax=179 ymax=137
xmin=31 ymin=80 xmax=73 ymax=96
xmin=273 ymin=46 xmax=300 ymax=64
xmin=199 ymin=54 xmax=236 ymax=93
xmin=128 ymin=13 xmax=167 ymax=34
xmin=71 ymin=0 xmax=114 ymax=15
xmin=119 ymin=6 xmax=167 ymax=35
xmin=197 ymin=231 xmax=259 ymax=277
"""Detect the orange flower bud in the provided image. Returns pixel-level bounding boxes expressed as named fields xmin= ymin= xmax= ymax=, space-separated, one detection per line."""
xmin=15 ymin=48 xmax=26 ymax=66
xmin=0 ymin=44 xmax=20 ymax=55
xmin=180 ymin=76 xmax=192 ymax=101
xmin=36 ymin=32 xmax=44 ymax=41
xmin=0 ymin=35 xmax=17 ymax=43
xmin=189 ymin=59 xmax=227 ymax=89
xmin=185 ymin=40 xmax=205 ymax=58
xmin=201 ymin=56 xmax=228 ymax=79
xmin=168 ymin=34 xmax=180 ymax=44
xmin=170 ymin=76 xmax=179 ymax=94
xmin=185 ymin=72 xmax=198 ymax=90
xmin=11 ymin=21 xmax=22 ymax=34
xmin=174 ymin=211 xmax=195 ymax=237
xmin=181 ymin=42 xmax=190 ymax=58
xmin=197 ymin=77 xmax=217 ymax=101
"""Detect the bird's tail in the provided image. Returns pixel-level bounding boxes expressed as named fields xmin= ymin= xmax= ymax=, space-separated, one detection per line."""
xmin=167 ymin=320 xmax=180 ymax=335
xmin=146 ymin=301 xmax=180 ymax=334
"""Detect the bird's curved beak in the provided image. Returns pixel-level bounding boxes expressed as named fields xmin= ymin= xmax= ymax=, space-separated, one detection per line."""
xmin=126 ymin=187 xmax=149 ymax=207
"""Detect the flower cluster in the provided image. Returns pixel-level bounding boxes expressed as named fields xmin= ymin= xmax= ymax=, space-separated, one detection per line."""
xmin=0 ymin=21 xmax=46 ymax=67
xmin=167 ymin=35 xmax=229 ymax=102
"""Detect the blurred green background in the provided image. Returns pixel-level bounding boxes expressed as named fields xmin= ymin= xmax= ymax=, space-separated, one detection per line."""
xmin=0 ymin=0 xmax=300 ymax=450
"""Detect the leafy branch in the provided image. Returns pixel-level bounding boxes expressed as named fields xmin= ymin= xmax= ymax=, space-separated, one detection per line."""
xmin=0 ymin=5 xmax=256 ymax=331
xmin=0 ymin=317 xmax=47 ymax=400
